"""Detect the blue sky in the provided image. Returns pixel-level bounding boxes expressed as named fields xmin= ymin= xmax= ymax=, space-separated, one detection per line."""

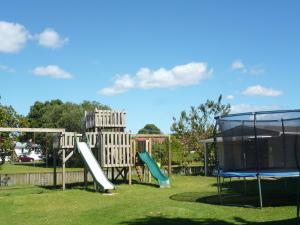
xmin=0 ymin=0 xmax=299 ymax=133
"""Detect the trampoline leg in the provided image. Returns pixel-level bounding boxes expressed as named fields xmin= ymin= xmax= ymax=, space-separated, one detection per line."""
xmin=297 ymin=175 xmax=300 ymax=225
xmin=243 ymin=177 xmax=247 ymax=195
xmin=217 ymin=175 xmax=222 ymax=205
xmin=284 ymin=179 xmax=287 ymax=193
xmin=258 ymin=176 xmax=263 ymax=209
xmin=219 ymin=177 xmax=224 ymax=205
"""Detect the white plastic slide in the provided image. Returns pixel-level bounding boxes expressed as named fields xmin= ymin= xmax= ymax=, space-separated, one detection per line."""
xmin=76 ymin=142 xmax=115 ymax=190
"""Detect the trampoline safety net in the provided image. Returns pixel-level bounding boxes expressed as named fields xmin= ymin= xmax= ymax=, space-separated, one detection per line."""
xmin=216 ymin=110 xmax=300 ymax=172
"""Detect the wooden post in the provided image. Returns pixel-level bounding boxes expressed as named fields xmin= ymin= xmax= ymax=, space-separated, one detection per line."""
xmin=53 ymin=146 xmax=57 ymax=187
xmin=112 ymin=167 xmax=115 ymax=181
xmin=168 ymin=135 xmax=171 ymax=176
xmin=204 ymin=144 xmax=207 ymax=176
xmin=62 ymin=148 xmax=66 ymax=190
xmin=142 ymin=166 xmax=145 ymax=182
xmin=148 ymin=139 xmax=152 ymax=183
xmin=84 ymin=165 xmax=88 ymax=189
xmin=46 ymin=148 xmax=48 ymax=168
xmin=52 ymin=133 xmax=59 ymax=187
xmin=129 ymin=140 xmax=132 ymax=185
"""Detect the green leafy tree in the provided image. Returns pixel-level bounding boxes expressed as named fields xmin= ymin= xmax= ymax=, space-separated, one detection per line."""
xmin=27 ymin=100 xmax=109 ymax=132
xmin=171 ymin=95 xmax=230 ymax=166
xmin=153 ymin=135 xmax=184 ymax=166
xmin=138 ymin=124 xmax=162 ymax=134
xmin=0 ymin=104 xmax=25 ymax=164
xmin=26 ymin=100 xmax=110 ymax=166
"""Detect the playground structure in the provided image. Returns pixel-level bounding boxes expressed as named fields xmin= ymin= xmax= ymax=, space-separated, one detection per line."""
xmin=84 ymin=109 xmax=171 ymax=188
xmin=131 ymin=134 xmax=171 ymax=187
xmin=214 ymin=109 xmax=300 ymax=208
xmin=0 ymin=109 xmax=171 ymax=191
xmin=0 ymin=127 xmax=68 ymax=188
xmin=84 ymin=109 xmax=132 ymax=188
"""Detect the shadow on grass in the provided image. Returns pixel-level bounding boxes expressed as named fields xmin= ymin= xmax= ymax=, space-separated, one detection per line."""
xmin=212 ymin=177 xmax=298 ymax=195
xmin=131 ymin=179 xmax=159 ymax=188
xmin=170 ymin=191 xmax=296 ymax=208
xmin=120 ymin=216 xmax=296 ymax=225
xmin=38 ymin=181 xmax=95 ymax=191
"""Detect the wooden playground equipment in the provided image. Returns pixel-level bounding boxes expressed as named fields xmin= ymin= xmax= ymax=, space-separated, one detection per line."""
xmin=0 ymin=127 xmax=69 ymax=189
xmin=84 ymin=109 xmax=171 ymax=187
xmin=131 ymin=134 xmax=171 ymax=183
xmin=0 ymin=108 xmax=172 ymax=190
xmin=85 ymin=109 xmax=132 ymax=185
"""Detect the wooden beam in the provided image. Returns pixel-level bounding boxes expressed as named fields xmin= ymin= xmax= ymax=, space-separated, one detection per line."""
xmin=63 ymin=151 xmax=74 ymax=163
xmin=0 ymin=127 xmax=65 ymax=133
xmin=132 ymin=134 xmax=170 ymax=139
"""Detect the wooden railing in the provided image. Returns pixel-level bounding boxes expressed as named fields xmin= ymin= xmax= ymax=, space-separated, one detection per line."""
xmin=85 ymin=110 xmax=126 ymax=129
xmin=99 ymin=132 xmax=132 ymax=167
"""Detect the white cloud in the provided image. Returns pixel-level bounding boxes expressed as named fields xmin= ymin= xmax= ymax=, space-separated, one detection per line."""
xmin=32 ymin=65 xmax=72 ymax=79
xmin=226 ymin=95 xmax=234 ymax=100
xmin=231 ymin=59 xmax=245 ymax=71
xmin=242 ymin=85 xmax=283 ymax=97
xmin=0 ymin=21 xmax=69 ymax=53
xmin=0 ymin=64 xmax=15 ymax=73
xmin=100 ymin=74 xmax=135 ymax=96
xmin=99 ymin=62 xmax=213 ymax=96
xmin=249 ymin=65 xmax=265 ymax=75
xmin=231 ymin=104 xmax=281 ymax=113
xmin=35 ymin=28 xmax=68 ymax=49
xmin=231 ymin=60 xmax=265 ymax=75
xmin=0 ymin=21 xmax=29 ymax=53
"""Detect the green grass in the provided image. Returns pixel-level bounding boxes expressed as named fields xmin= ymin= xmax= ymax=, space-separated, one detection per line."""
xmin=0 ymin=175 xmax=297 ymax=225
xmin=0 ymin=163 xmax=83 ymax=174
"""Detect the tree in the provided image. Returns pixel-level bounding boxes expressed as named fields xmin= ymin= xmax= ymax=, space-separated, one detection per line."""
xmin=0 ymin=104 xmax=25 ymax=165
xmin=27 ymin=100 xmax=110 ymax=133
xmin=138 ymin=124 xmax=162 ymax=134
xmin=171 ymin=95 xmax=230 ymax=166
xmin=26 ymin=100 xmax=110 ymax=166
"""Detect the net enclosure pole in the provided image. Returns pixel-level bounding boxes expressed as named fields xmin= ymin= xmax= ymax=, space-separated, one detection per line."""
xmin=254 ymin=112 xmax=263 ymax=208
xmin=213 ymin=120 xmax=222 ymax=204
xmin=294 ymin=135 xmax=300 ymax=224
xmin=258 ymin=175 xmax=263 ymax=209
xmin=204 ymin=143 xmax=208 ymax=176
xmin=281 ymin=118 xmax=287 ymax=168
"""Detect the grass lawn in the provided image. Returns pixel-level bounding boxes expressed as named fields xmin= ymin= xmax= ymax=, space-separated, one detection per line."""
xmin=0 ymin=175 xmax=297 ymax=225
xmin=0 ymin=163 xmax=83 ymax=174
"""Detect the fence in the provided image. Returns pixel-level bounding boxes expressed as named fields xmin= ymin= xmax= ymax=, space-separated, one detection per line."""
xmin=0 ymin=171 xmax=93 ymax=186
xmin=0 ymin=165 xmax=214 ymax=187
xmin=170 ymin=165 xmax=215 ymax=176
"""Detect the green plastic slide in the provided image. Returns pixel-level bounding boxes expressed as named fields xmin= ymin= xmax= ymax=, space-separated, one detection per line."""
xmin=138 ymin=151 xmax=170 ymax=188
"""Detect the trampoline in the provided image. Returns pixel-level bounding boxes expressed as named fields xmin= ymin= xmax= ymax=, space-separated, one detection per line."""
xmin=214 ymin=109 xmax=300 ymax=210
